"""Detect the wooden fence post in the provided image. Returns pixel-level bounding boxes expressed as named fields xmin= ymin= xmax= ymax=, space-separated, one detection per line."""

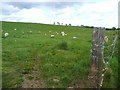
xmin=89 ymin=27 xmax=105 ymax=88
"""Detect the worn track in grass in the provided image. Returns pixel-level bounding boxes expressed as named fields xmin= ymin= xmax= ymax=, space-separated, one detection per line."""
xmin=22 ymin=56 xmax=45 ymax=88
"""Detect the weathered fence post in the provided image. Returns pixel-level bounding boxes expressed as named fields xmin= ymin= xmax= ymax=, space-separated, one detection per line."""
xmin=89 ymin=27 xmax=105 ymax=88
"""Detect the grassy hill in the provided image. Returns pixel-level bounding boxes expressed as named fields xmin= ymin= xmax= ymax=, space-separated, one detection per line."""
xmin=1 ymin=21 xmax=118 ymax=88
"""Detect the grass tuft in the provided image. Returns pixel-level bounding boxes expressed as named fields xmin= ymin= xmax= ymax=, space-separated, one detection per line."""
xmin=57 ymin=41 xmax=68 ymax=50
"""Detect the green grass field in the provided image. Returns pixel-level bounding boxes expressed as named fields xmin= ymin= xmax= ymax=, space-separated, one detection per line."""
xmin=1 ymin=21 xmax=118 ymax=88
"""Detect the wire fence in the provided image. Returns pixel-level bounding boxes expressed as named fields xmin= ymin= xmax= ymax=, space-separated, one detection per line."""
xmin=89 ymin=27 xmax=118 ymax=88
xmin=100 ymin=31 xmax=118 ymax=87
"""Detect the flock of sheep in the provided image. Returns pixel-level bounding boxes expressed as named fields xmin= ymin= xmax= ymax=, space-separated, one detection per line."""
xmin=50 ymin=31 xmax=68 ymax=38
xmin=2 ymin=28 xmax=109 ymax=42
xmin=2 ymin=28 xmax=78 ymax=39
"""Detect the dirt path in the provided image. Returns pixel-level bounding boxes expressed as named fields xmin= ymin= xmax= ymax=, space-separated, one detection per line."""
xmin=21 ymin=60 xmax=45 ymax=88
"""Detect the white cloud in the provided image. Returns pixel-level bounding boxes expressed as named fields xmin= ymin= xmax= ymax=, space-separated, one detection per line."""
xmin=1 ymin=0 xmax=119 ymax=28
xmin=76 ymin=0 xmax=118 ymax=27
xmin=1 ymin=3 xmax=20 ymax=15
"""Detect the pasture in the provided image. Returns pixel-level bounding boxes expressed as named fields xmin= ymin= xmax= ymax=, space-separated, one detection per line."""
xmin=1 ymin=21 xmax=118 ymax=88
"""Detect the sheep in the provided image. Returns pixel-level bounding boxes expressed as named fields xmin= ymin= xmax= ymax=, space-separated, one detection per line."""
xmin=61 ymin=31 xmax=64 ymax=34
xmin=49 ymin=31 xmax=51 ymax=33
xmin=27 ymin=31 xmax=32 ymax=34
xmin=56 ymin=32 xmax=59 ymax=35
xmin=104 ymin=36 xmax=108 ymax=42
xmin=14 ymin=28 xmax=16 ymax=30
xmin=73 ymin=36 xmax=77 ymax=39
xmin=56 ymin=33 xmax=59 ymax=35
xmin=45 ymin=33 xmax=47 ymax=36
xmin=4 ymin=32 xmax=9 ymax=37
xmin=60 ymin=31 xmax=67 ymax=36
xmin=60 ymin=31 xmax=65 ymax=36
xmin=51 ymin=35 xmax=54 ymax=38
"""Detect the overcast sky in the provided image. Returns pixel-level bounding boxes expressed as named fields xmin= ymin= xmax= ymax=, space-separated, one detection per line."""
xmin=1 ymin=0 xmax=119 ymax=28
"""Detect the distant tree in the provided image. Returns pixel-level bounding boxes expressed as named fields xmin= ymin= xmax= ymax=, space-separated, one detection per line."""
xmin=69 ymin=23 xmax=71 ymax=26
xmin=53 ymin=22 xmax=55 ymax=25
xmin=57 ymin=22 xmax=60 ymax=25
xmin=117 ymin=28 xmax=120 ymax=30
xmin=84 ymin=25 xmax=90 ymax=28
xmin=112 ymin=27 xmax=116 ymax=30
xmin=106 ymin=28 xmax=111 ymax=30
xmin=65 ymin=24 xmax=67 ymax=26
xmin=81 ymin=25 xmax=84 ymax=27
xmin=90 ymin=26 xmax=94 ymax=28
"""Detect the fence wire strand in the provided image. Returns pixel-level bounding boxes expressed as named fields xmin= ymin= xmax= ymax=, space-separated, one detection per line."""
xmin=100 ymin=32 xmax=118 ymax=88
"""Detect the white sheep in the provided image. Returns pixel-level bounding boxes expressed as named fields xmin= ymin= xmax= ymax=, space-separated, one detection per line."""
xmin=51 ymin=35 xmax=54 ymax=38
xmin=73 ymin=36 xmax=77 ymax=39
xmin=28 ymin=31 xmax=32 ymax=34
xmin=61 ymin=31 xmax=64 ymax=34
xmin=4 ymin=32 xmax=9 ymax=37
xmin=56 ymin=33 xmax=59 ymax=35
xmin=61 ymin=31 xmax=65 ymax=36
xmin=56 ymin=32 xmax=59 ymax=35
xmin=104 ymin=36 xmax=108 ymax=42
xmin=14 ymin=28 xmax=16 ymax=30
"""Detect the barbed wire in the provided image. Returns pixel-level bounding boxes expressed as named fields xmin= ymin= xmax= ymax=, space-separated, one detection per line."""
xmin=100 ymin=31 xmax=118 ymax=88
xmin=88 ymin=29 xmax=118 ymax=88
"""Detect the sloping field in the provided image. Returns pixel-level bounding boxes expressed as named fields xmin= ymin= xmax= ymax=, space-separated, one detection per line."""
xmin=2 ymin=21 xmax=118 ymax=88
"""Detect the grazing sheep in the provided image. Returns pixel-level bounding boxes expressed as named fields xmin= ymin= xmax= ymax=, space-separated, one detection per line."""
xmin=51 ymin=35 xmax=54 ymax=38
xmin=14 ymin=28 xmax=16 ymax=30
xmin=61 ymin=31 xmax=65 ymax=36
xmin=61 ymin=31 xmax=64 ymax=34
xmin=60 ymin=31 xmax=67 ymax=36
xmin=56 ymin=33 xmax=59 ymax=35
xmin=4 ymin=32 xmax=9 ymax=37
xmin=27 ymin=31 xmax=32 ymax=34
xmin=73 ymin=36 xmax=77 ymax=39
xmin=104 ymin=36 xmax=108 ymax=42
xmin=56 ymin=32 xmax=59 ymax=35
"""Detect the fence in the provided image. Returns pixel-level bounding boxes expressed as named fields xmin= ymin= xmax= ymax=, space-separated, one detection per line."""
xmin=89 ymin=27 xmax=118 ymax=88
